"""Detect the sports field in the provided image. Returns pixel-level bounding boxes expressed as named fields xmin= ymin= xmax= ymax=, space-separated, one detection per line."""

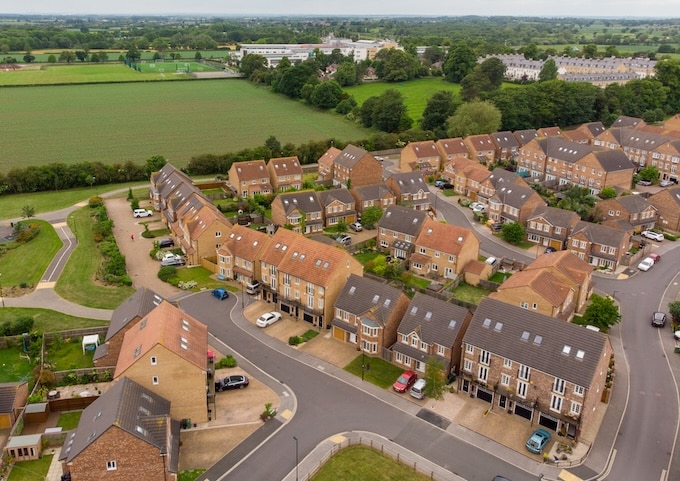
xmin=0 ymin=79 xmax=370 ymax=172
xmin=133 ymin=61 xmax=218 ymax=74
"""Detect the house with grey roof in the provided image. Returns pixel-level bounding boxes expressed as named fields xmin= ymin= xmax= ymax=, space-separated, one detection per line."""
xmin=567 ymin=221 xmax=631 ymax=270
xmin=490 ymin=131 xmax=520 ymax=162
xmin=318 ymin=188 xmax=358 ymax=228
xmin=349 ymin=183 xmax=396 ymax=218
xmin=0 ymin=381 xmax=28 ymax=430
xmin=270 ymin=191 xmax=324 ymax=234
xmin=59 ymin=377 xmax=180 ymax=481
xmin=460 ymin=298 xmax=612 ymax=440
xmin=512 ymin=129 xmax=538 ymax=147
xmin=377 ymin=205 xmax=428 ymax=260
xmin=332 ymin=144 xmax=382 ymax=188
xmin=385 ymin=172 xmax=431 ymax=211
xmin=392 ymin=293 xmax=472 ymax=377
xmin=488 ymin=183 xmax=547 ymax=225
xmin=331 ymin=274 xmax=410 ymax=356
xmin=525 ymin=206 xmax=581 ymax=252
xmin=596 ymin=195 xmax=658 ymax=233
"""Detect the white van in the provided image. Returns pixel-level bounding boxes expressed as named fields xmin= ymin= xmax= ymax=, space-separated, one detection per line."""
xmin=246 ymin=280 xmax=261 ymax=295
xmin=410 ymin=378 xmax=426 ymax=399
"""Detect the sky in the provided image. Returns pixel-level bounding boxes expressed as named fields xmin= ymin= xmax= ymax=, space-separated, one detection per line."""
xmin=1 ymin=0 xmax=678 ymax=19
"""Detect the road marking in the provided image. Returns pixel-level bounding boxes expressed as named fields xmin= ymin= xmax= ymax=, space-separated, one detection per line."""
xmin=597 ymin=448 xmax=616 ymax=480
xmin=330 ymin=435 xmax=346 ymax=444
xmin=317 ymin=365 xmax=325 ymax=371
xmin=279 ymin=409 xmax=293 ymax=420
xmin=282 ymin=391 xmax=289 ymax=397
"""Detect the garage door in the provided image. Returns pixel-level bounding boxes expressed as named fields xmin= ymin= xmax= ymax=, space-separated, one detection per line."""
xmin=0 ymin=413 xmax=11 ymax=429
xmin=514 ymin=402 xmax=533 ymax=420
xmin=539 ymin=412 xmax=558 ymax=431
xmin=476 ymin=386 xmax=493 ymax=403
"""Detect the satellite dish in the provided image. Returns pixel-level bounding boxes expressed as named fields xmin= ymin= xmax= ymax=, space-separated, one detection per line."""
xmin=238 ymin=209 xmax=243 ymax=215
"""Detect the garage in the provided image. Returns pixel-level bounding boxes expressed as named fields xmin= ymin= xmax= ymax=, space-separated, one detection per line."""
xmin=476 ymin=386 xmax=493 ymax=403
xmin=539 ymin=412 xmax=558 ymax=431
xmin=514 ymin=401 xmax=533 ymax=420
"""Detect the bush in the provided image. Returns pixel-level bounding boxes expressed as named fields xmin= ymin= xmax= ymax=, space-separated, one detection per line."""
xmin=158 ymin=266 xmax=178 ymax=282
xmin=1 ymin=316 xmax=35 ymax=336
xmin=288 ymin=336 xmax=303 ymax=345
xmin=218 ymin=355 xmax=237 ymax=368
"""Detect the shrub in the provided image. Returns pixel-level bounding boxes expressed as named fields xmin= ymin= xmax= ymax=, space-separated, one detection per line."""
xmin=288 ymin=336 xmax=303 ymax=345
xmin=64 ymin=371 xmax=78 ymax=385
xmin=88 ymin=196 xmax=103 ymax=208
xmin=218 ymin=355 xmax=237 ymax=368
xmin=158 ymin=266 xmax=178 ymax=282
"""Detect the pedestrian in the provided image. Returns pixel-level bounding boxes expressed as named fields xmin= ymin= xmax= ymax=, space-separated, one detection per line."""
xmin=131 ymin=234 xmax=134 ymax=241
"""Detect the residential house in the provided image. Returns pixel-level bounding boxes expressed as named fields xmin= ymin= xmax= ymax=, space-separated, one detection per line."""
xmin=568 ymin=221 xmax=631 ymax=270
xmin=267 ymin=156 xmax=303 ymax=192
xmin=488 ymin=183 xmax=546 ymax=225
xmin=524 ymin=251 xmax=594 ymax=314
xmin=150 ymin=162 xmax=193 ymax=211
xmin=596 ymin=195 xmax=658 ymax=233
xmin=512 ymin=129 xmax=538 ymax=147
xmin=377 ymin=205 xmax=428 ymax=260
xmin=409 ymin=218 xmax=480 ymax=280
xmin=464 ymin=134 xmax=497 ymax=164
xmin=490 ymin=131 xmax=520 ymax=162
xmin=647 ymin=186 xmax=680 ymax=232
xmin=385 ymin=172 xmax=431 ymax=211
xmin=562 ymin=122 xmax=606 ymax=145
xmin=317 ymin=146 xmax=342 ymax=183
xmin=318 ymin=189 xmax=358 ymax=227
xmin=60 ymin=377 xmax=179 ymax=481
xmin=216 ymin=224 xmax=271 ymax=284
xmin=349 ymin=183 xmax=396 ymax=217
xmin=579 ymin=149 xmax=636 ymax=195
xmin=258 ymin=228 xmax=363 ymax=329
xmin=400 ymin=140 xmax=442 ymax=174
xmin=461 ymin=298 xmax=613 ymax=440
xmin=392 ymin=293 xmax=472 ymax=376
xmin=331 ymin=274 xmax=410 ymax=356
xmin=525 ymin=206 xmax=580 ymax=252
xmin=94 ymin=288 xmax=165 ymax=368
xmin=270 ymin=191 xmax=324 ymax=234
xmin=537 ymin=126 xmax=562 ymax=137
xmin=228 ymin=160 xmax=273 ymax=198
xmin=610 ymin=115 xmax=646 ymax=130
xmin=331 ymin=144 xmax=382 ymax=188
xmin=0 ymin=382 xmax=29 ymax=429
xmin=435 ymin=137 xmax=469 ymax=163
xmin=441 ymin=157 xmax=490 ymax=198
xmin=114 ymin=300 xmax=209 ymax=423
xmin=476 ymin=169 xmax=527 ymax=206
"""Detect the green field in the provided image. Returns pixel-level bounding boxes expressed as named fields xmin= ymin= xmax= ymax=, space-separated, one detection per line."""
xmin=134 ymin=61 xmax=219 ymax=74
xmin=0 ymin=79 xmax=370 ymax=172
xmin=11 ymin=49 xmax=233 ymax=63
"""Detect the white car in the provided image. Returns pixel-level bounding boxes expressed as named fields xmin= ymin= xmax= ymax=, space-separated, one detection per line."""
xmin=659 ymin=179 xmax=675 ymax=187
xmin=469 ymin=202 xmax=483 ymax=210
xmin=133 ymin=208 xmax=153 ymax=218
xmin=641 ymin=230 xmax=664 ymax=242
xmin=256 ymin=311 xmax=282 ymax=328
xmin=349 ymin=222 xmax=363 ymax=232
xmin=637 ymin=257 xmax=655 ymax=271
xmin=472 ymin=204 xmax=487 ymax=214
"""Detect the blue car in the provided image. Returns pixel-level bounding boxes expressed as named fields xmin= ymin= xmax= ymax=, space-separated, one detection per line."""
xmin=525 ymin=428 xmax=551 ymax=454
xmin=212 ymin=288 xmax=229 ymax=300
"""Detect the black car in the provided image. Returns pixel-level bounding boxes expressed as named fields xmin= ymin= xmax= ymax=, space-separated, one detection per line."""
xmin=439 ymin=182 xmax=454 ymax=189
xmin=158 ymin=238 xmax=174 ymax=248
xmin=215 ymin=375 xmax=249 ymax=391
xmin=651 ymin=311 xmax=666 ymax=328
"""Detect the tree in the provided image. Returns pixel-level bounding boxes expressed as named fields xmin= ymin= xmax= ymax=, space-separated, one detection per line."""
xmin=582 ymin=294 xmax=621 ymax=331
xmin=539 ymin=58 xmax=558 ymax=82
xmin=376 ymin=48 xmax=418 ymax=82
xmin=447 ymin=100 xmax=502 ymax=138
xmin=668 ymin=301 xmax=680 ymax=331
xmin=333 ymin=62 xmax=358 ymax=87
xmin=421 ymin=90 xmax=457 ymax=135
xmin=360 ymin=206 xmax=383 ymax=228
xmin=637 ymin=165 xmax=660 ymax=183
xmin=194 ymin=51 xmax=202 ymax=60
xmin=125 ymin=47 xmax=141 ymax=62
xmin=500 ymin=222 xmax=525 ymax=245
xmin=22 ymin=205 xmax=35 ymax=219
xmin=371 ymin=89 xmax=412 ymax=133
xmin=22 ymin=52 xmax=35 ymax=63
xmin=75 ymin=50 xmax=88 ymax=62
xmin=144 ymin=155 xmax=167 ymax=176
xmin=599 ymin=187 xmax=616 ymax=199
xmin=443 ymin=41 xmax=477 ymax=83
xmin=424 ymin=357 xmax=446 ymax=401
xmin=240 ymin=53 xmax=267 ymax=79
xmin=654 ymin=58 xmax=680 ymax=112
xmin=310 ymin=81 xmax=344 ymax=109
xmin=58 ymin=50 xmax=76 ymax=63
xmin=47 ymin=54 xmax=57 ymax=63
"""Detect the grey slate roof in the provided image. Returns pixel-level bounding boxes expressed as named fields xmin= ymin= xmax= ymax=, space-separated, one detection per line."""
xmin=486 ymin=169 xmax=522 ymax=189
xmin=61 ymin=377 xmax=178 ymax=466
xmin=495 ymin=184 xmax=542 ymax=209
xmin=513 ymin=129 xmax=538 ymax=146
xmin=277 ymin=191 xmax=323 ymax=215
xmin=334 ymin=274 xmax=403 ymax=325
xmin=105 ymin=288 xmax=164 ymax=342
xmin=541 ymin=137 xmax=594 ymax=164
xmin=463 ymin=298 xmax=607 ymax=388
xmin=611 ymin=115 xmax=643 ymax=129
xmin=378 ymin=205 xmax=427 ymax=237
xmin=317 ymin=188 xmax=355 ymax=208
xmin=527 ymin=205 xmax=580 ymax=228
xmin=615 ymin=195 xmax=654 ymax=214
xmin=0 ymin=382 xmax=26 ymax=414
xmin=335 ymin=144 xmax=370 ymax=169
xmin=571 ymin=220 xmax=628 ymax=247
xmin=593 ymin=149 xmax=634 ymax=172
xmin=388 ymin=172 xmax=428 ymax=195
xmin=397 ymin=293 xmax=470 ymax=348
xmin=352 ymin=183 xmax=393 ymax=202
xmin=582 ymin=122 xmax=606 ymax=137
xmin=491 ymin=131 xmax=520 ymax=150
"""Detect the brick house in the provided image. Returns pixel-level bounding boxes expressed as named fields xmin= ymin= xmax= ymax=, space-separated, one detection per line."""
xmin=392 ymin=293 xmax=472 ymax=376
xmin=267 ymin=156 xmax=303 ymax=192
xmin=524 ymin=251 xmax=594 ymax=314
xmin=270 ymin=191 xmax=324 ymax=234
xmin=258 ymin=228 xmax=363 ymax=329
xmin=349 ymin=183 xmax=396 ymax=217
xmin=648 ymin=186 xmax=680 ymax=232
xmin=574 ymin=149 xmax=634 ymax=195
xmin=385 ymin=172 xmax=431 ymax=211
xmin=216 ymin=224 xmax=271 ymax=285
xmin=377 ymin=205 xmax=428 ymax=260
xmin=537 ymin=126 xmax=563 ymax=137
xmin=488 ymin=183 xmax=546 ymax=225
xmin=94 ymin=288 xmax=165 ymax=368
xmin=331 ymin=274 xmax=410 ymax=356
xmin=114 ymin=301 xmax=209 ymax=424
xmin=567 ymin=221 xmax=631 ymax=270
xmin=490 ymin=131 xmax=520 ymax=162
xmin=150 ymin=163 xmax=194 ymax=211
xmin=525 ymin=206 xmax=581 ymax=252
xmin=228 ymin=160 xmax=273 ymax=198
xmin=562 ymin=122 xmax=606 ymax=145
xmin=435 ymin=137 xmax=469 ymax=163
xmin=0 ymin=382 xmax=29 ymax=429
xmin=60 ymin=377 xmax=179 ymax=481
xmin=317 ymin=146 xmax=342 ymax=183
xmin=512 ymin=129 xmax=538 ymax=147
xmin=331 ymin=144 xmax=382 ymax=188
xmin=318 ymin=188 xmax=358 ymax=227
xmin=596 ymin=195 xmax=658 ymax=233
xmin=399 ymin=140 xmax=442 ymax=174
xmin=409 ymin=218 xmax=480 ymax=280
xmin=463 ymin=134 xmax=497 ymax=164
xmin=441 ymin=157 xmax=490 ymax=198
xmin=476 ymin=169 xmax=528 ymax=206
xmin=460 ymin=298 xmax=613 ymax=441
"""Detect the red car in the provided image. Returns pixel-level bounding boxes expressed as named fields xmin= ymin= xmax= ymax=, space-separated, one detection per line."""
xmin=393 ymin=370 xmax=418 ymax=393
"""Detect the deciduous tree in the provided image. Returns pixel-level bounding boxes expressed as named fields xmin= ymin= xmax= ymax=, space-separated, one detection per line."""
xmin=583 ymin=294 xmax=621 ymax=331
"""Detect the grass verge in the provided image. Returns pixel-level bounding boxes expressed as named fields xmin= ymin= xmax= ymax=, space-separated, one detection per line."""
xmin=46 ymin=338 xmax=95 ymax=371
xmin=179 ymin=469 xmax=206 ymax=481
xmin=0 ymin=220 xmax=62 ymax=288
xmin=0 ymin=308 xmax=107 ymax=333
xmin=344 ymin=355 xmax=404 ymax=389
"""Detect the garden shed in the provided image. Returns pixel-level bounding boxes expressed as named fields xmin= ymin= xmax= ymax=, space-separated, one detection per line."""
xmin=25 ymin=402 xmax=50 ymax=424
xmin=82 ymin=335 xmax=99 ymax=354
xmin=4 ymin=433 xmax=42 ymax=461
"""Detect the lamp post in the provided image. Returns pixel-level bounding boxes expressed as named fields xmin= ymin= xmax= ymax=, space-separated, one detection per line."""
xmin=293 ymin=436 xmax=299 ymax=481
xmin=361 ymin=350 xmax=365 ymax=381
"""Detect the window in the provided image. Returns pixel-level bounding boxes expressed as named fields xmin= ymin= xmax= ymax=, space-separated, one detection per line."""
xmin=501 ymin=374 xmax=510 ymax=386
xmin=532 ymin=303 xmax=538 ymax=310
xmin=517 ymin=381 xmax=528 ymax=398
xmin=411 ymin=336 xmax=418 ymax=347
xmin=570 ymin=401 xmax=582 ymax=416
xmin=463 ymin=359 xmax=473 ymax=372
xmin=395 ymin=352 xmax=403 ymax=363
xmin=574 ymin=385 xmax=585 ymax=397
xmin=362 ymin=325 xmax=378 ymax=337
xmin=520 ymin=301 xmax=528 ymax=309
xmin=518 ymin=364 xmax=530 ymax=381
xmin=465 ymin=344 xmax=474 ymax=354
xmin=437 ymin=344 xmax=446 ymax=355
xmin=503 ymin=358 xmax=512 ymax=368
xmin=478 ymin=366 xmax=488 ymax=382
xmin=150 ymin=356 xmax=157 ymax=366
xmin=553 ymin=377 xmax=566 ymax=395
xmin=550 ymin=394 xmax=563 ymax=413
xmin=152 ymin=376 xmax=159 ymax=385
xmin=479 ymin=350 xmax=490 ymax=365
xmin=107 ymin=461 xmax=117 ymax=471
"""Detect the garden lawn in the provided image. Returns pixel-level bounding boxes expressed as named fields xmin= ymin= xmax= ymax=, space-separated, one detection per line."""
xmin=0 ymin=345 xmax=33 ymax=383
xmin=7 ymin=455 xmax=53 ymax=481
xmin=0 ymin=308 xmax=107 ymax=333
xmin=46 ymin=338 xmax=95 ymax=371
xmin=179 ymin=469 xmax=206 ymax=481
xmin=174 ymin=266 xmax=231 ymax=291
xmin=451 ymin=283 xmax=489 ymax=305
xmin=0 ymin=79 xmax=371 ymax=172
xmin=311 ymin=445 xmax=432 ymax=481
xmin=54 ymin=206 xmax=135 ymax=309
xmin=56 ymin=411 xmax=82 ymax=430
xmin=344 ymin=355 xmax=404 ymax=389
xmin=0 ymin=220 xmax=62 ymax=288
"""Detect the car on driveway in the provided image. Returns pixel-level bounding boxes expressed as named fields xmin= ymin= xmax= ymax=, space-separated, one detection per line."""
xmin=636 ymin=179 xmax=652 ymax=186
xmin=336 ymin=234 xmax=352 ymax=246
xmin=652 ymin=311 xmax=667 ymax=328
xmin=637 ymin=257 xmax=655 ymax=271
xmin=469 ymin=201 xmax=483 ymax=210
xmin=158 ymin=238 xmax=175 ymax=248
xmin=256 ymin=311 xmax=282 ymax=328
xmin=133 ymin=208 xmax=153 ymax=218
xmin=659 ymin=179 xmax=675 ymax=187
xmin=641 ymin=230 xmax=664 ymax=242
xmin=161 ymin=254 xmax=185 ymax=267
xmin=349 ymin=222 xmax=363 ymax=232
xmin=472 ymin=203 xmax=487 ymax=214
xmin=215 ymin=375 xmax=249 ymax=391
xmin=212 ymin=288 xmax=229 ymax=300
xmin=434 ymin=180 xmax=445 ymax=187
xmin=525 ymin=428 xmax=551 ymax=454
xmin=392 ymin=370 xmax=417 ymax=393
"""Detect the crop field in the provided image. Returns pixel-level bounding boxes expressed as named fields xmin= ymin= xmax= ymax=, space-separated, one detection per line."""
xmin=0 ymin=79 xmax=370 ymax=172
xmin=0 ymin=63 xmax=190 ymax=85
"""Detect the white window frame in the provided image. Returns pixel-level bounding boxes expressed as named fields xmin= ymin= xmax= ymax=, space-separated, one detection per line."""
xmin=107 ymin=461 xmax=117 ymax=471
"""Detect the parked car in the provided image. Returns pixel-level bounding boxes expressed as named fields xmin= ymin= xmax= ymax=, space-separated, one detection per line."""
xmin=648 ymin=252 xmax=661 ymax=263
xmin=544 ymin=247 xmax=557 ymax=254
xmin=256 ymin=311 xmax=282 ymax=328
xmin=133 ymin=208 xmax=153 ymax=218
xmin=641 ymin=230 xmax=664 ymax=242
xmin=636 ymin=179 xmax=652 ymax=186
xmin=215 ymin=375 xmax=249 ymax=391
xmin=472 ymin=204 xmax=487 ymax=214
xmin=349 ymin=222 xmax=363 ymax=232
xmin=525 ymin=428 xmax=551 ymax=454
xmin=410 ymin=378 xmax=427 ymax=399
xmin=158 ymin=238 xmax=175 ymax=248
xmin=161 ymin=256 xmax=185 ymax=267
xmin=336 ymin=234 xmax=352 ymax=246
xmin=434 ymin=180 xmax=444 ymax=187
xmin=637 ymin=257 xmax=655 ymax=271
xmin=439 ymin=182 xmax=453 ymax=190
xmin=212 ymin=288 xmax=229 ymax=300
xmin=469 ymin=202 xmax=483 ymax=210
xmin=659 ymin=179 xmax=675 ymax=187
xmin=652 ymin=311 xmax=667 ymax=328
xmin=490 ymin=222 xmax=503 ymax=233
xmin=392 ymin=370 xmax=417 ymax=393
xmin=246 ymin=280 xmax=261 ymax=295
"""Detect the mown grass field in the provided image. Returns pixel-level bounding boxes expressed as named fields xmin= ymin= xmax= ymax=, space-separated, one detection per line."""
xmin=0 ymin=220 xmax=62 ymax=287
xmin=0 ymin=78 xmax=371 ymax=172
xmin=0 ymin=307 xmax=107 ymax=332
xmin=13 ymin=49 xmax=233 ymax=63
xmin=134 ymin=61 xmax=218 ymax=74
